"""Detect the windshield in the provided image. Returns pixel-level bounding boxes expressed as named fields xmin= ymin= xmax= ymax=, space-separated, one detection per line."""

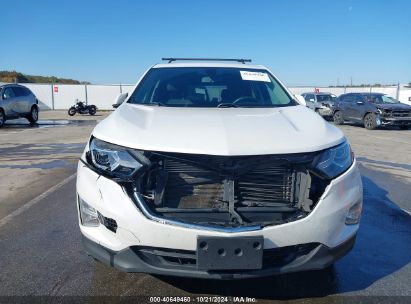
xmin=128 ymin=67 xmax=295 ymax=108
xmin=365 ymin=94 xmax=400 ymax=104
xmin=316 ymin=94 xmax=336 ymax=102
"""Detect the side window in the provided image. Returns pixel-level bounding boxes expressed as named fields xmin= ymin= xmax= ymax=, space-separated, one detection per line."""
xmin=355 ymin=95 xmax=364 ymax=102
xmin=22 ymin=87 xmax=31 ymax=96
xmin=3 ymin=87 xmax=16 ymax=99
xmin=305 ymin=94 xmax=315 ymax=101
xmin=12 ymin=87 xmax=24 ymax=97
xmin=13 ymin=87 xmax=31 ymax=97
xmin=344 ymin=94 xmax=354 ymax=103
xmin=363 ymin=95 xmax=373 ymax=102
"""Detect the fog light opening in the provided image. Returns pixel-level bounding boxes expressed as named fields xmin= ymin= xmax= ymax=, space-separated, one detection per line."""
xmin=78 ymin=196 xmax=100 ymax=227
xmin=345 ymin=201 xmax=362 ymax=225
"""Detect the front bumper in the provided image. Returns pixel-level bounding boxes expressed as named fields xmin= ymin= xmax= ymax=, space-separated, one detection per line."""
xmin=380 ymin=116 xmax=411 ymax=126
xmin=77 ymin=158 xmax=362 ymax=277
xmin=82 ymin=233 xmax=356 ymax=279
xmin=317 ymin=106 xmax=333 ymax=117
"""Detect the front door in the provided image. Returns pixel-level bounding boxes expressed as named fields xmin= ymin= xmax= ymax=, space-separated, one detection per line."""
xmin=1 ymin=87 xmax=18 ymax=116
xmin=350 ymin=94 xmax=366 ymax=121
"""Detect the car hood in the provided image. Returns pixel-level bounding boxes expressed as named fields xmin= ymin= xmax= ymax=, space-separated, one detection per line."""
xmin=92 ymin=104 xmax=345 ymax=156
xmin=375 ymin=103 xmax=411 ymax=111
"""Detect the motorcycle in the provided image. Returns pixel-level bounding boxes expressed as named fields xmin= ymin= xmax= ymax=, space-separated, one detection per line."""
xmin=68 ymin=100 xmax=97 ymax=116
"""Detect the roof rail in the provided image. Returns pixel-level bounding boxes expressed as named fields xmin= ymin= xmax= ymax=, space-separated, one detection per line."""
xmin=161 ymin=58 xmax=252 ymax=64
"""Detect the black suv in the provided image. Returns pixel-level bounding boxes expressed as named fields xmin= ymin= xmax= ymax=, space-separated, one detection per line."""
xmin=333 ymin=93 xmax=411 ymax=130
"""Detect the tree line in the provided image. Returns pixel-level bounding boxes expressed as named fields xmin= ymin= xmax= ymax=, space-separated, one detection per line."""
xmin=0 ymin=71 xmax=90 ymax=84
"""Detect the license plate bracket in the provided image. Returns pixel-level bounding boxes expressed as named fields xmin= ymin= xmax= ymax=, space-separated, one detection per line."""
xmin=196 ymin=236 xmax=264 ymax=270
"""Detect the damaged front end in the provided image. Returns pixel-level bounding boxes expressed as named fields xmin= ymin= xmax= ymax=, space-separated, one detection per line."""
xmin=83 ymin=137 xmax=345 ymax=231
xmin=377 ymin=108 xmax=411 ymax=126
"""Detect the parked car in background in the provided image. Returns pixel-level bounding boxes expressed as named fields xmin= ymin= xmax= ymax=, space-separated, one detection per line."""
xmin=0 ymin=84 xmax=39 ymax=127
xmin=302 ymin=92 xmax=337 ymax=118
xmin=333 ymin=93 xmax=411 ymax=130
xmin=77 ymin=58 xmax=362 ymax=279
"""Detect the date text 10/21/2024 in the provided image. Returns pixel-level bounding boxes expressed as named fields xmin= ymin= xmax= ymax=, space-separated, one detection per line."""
xmin=149 ymin=296 xmax=257 ymax=303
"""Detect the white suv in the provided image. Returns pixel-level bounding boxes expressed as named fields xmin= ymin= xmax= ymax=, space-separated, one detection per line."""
xmin=77 ymin=58 xmax=363 ymax=279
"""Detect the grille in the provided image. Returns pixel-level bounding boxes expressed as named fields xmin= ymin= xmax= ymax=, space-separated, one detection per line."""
xmin=98 ymin=212 xmax=118 ymax=233
xmin=133 ymin=243 xmax=320 ymax=270
xmin=389 ymin=110 xmax=411 ymax=118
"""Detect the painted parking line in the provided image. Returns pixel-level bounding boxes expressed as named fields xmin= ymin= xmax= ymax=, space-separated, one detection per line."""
xmin=0 ymin=173 xmax=76 ymax=228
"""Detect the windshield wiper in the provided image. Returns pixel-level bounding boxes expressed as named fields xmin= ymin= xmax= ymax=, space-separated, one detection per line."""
xmin=217 ymin=103 xmax=238 ymax=108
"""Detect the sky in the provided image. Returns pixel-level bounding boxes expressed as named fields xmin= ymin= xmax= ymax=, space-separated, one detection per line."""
xmin=1 ymin=0 xmax=410 ymax=86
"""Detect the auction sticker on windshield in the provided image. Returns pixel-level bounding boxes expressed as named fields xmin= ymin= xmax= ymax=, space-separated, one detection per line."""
xmin=240 ymin=70 xmax=270 ymax=82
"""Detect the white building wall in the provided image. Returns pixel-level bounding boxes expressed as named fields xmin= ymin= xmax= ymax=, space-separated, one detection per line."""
xmin=86 ymin=85 xmax=121 ymax=110
xmin=120 ymin=84 xmax=135 ymax=95
xmin=370 ymin=86 xmax=397 ymax=98
xmin=288 ymin=87 xmax=346 ymax=96
xmin=52 ymin=84 xmax=86 ymax=109
xmin=398 ymin=88 xmax=411 ymax=106
xmin=288 ymin=87 xmax=314 ymax=95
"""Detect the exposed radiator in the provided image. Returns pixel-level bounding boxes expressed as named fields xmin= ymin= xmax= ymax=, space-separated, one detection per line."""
xmin=162 ymin=156 xmax=295 ymax=209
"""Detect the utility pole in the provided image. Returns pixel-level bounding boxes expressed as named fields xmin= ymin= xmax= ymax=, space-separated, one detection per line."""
xmin=350 ymin=77 xmax=353 ymax=87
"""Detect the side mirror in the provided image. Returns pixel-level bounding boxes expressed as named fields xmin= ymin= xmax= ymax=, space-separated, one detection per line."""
xmin=113 ymin=93 xmax=128 ymax=109
xmin=294 ymin=94 xmax=306 ymax=106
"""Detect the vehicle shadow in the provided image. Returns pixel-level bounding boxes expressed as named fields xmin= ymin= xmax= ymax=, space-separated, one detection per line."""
xmin=155 ymin=173 xmax=411 ymax=300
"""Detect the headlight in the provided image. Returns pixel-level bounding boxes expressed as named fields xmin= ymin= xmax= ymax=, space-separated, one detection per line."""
xmin=314 ymin=142 xmax=353 ymax=179
xmin=88 ymin=137 xmax=144 ymax=179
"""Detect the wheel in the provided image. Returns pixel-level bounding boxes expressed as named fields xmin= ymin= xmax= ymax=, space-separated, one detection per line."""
xmin=68 ymin=107 xmax=76 ymax=116
xmin=27 ymin=106 xmax=39 ymax=124
xmin=88 ymin=106 xmax=96 ymax=115
xmin=400 ymin=125 xmax=410 ymax=130
xmin=333 ymin=111 xmax=344 ymax=125
xmin=364 ymin=113 xmax=377 ymax=130
xmin=0 ymin=109 xmax=5 ymax=127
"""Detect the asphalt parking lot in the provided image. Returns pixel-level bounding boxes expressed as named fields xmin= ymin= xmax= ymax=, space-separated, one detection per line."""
xmin=0 ymin=110 xmax=410 ymax=302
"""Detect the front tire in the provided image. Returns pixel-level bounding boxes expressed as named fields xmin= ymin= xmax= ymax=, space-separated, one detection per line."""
xmin=0 ymin=109 xmax=5 ymax=127
xmin=364 ymin=113 xmax=377 ymax=130
xmin=27 ymin=106 xmax=39 ymax=124
xmin=333 ymin=111 xmax=344 ymax=125
xmin=68 ymin=107 xmax=76 ymax=116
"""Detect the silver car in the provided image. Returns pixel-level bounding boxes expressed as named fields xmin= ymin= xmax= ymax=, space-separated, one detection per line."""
xmin=0 ymin=84 xmax=39 ymax=127
xmin=302 ymin=92 xmax=337 ymax=118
